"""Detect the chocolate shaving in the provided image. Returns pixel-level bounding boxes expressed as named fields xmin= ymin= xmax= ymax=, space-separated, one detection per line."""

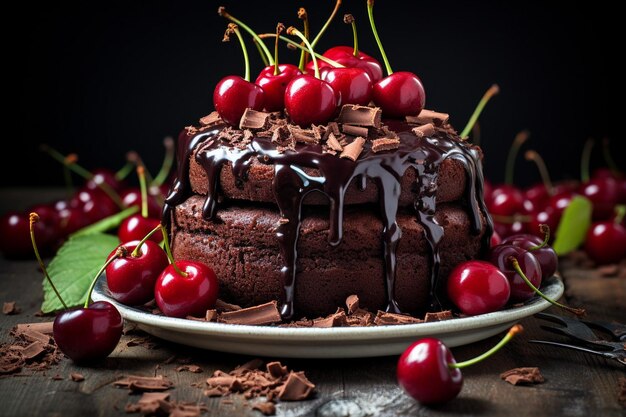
xmin=340 ymin=137 xmax=366 ymax=161
xmin=218 ymin=301 xmax=282 ymax=326
xmin=277 ymin=372 xmax=315 ymax=401
xmin=288 ymin=126 xmax=319 ymax=144
xmin=252 ymin=401 xmax=276 ymax=415
xmin=325 ymin=132 xmax=344 ymax=152
xmin=500 ymin=367 xmax=545 ymax=385
xmin=371 ymin=137 xmax=400 ymax=153
xmin=312 ymin=309 xmax=348 ymax=328
xmin=412 ymin=123 xmax=435 ymax=138
xmin=3 ymin=301 xmax=19 ymax=315
xmin=345 ymin=295 xmax=360 ymax=314
xmin=327 ymin=121 xmax=340 ymax=136
xmin=424 ymin=310 xmax=453 ymax=322
xmin=20 ymin=341 xmax=46 ymax=360
xmin=205 ymin=309 xmax=218 ymax=322
xmin=374 ymin=311 xmax=423 ymax=326
xmin=14 ymin=322 xmax=54 ymax=335
xmin=406 ymin=109 xmax=450 ymax=126
xmin=239 ymin=108 xmax=270 ymax=130
xmin=18 ymin=329 xmax=51 ymax=345
xmin=337 ymin=104 xmax=382 ymax=127
xmin=114 ymin=375 xmax=174 ymax=392
xmin=341 ymin=124 xmax=369 ymax=137
xmin=176 ymin=365 xmax=203 ymax=373
xmin=71 ymin=373 xmax=85 ymax=382
xmin=125 ymin=392 xmax=171 ymax=415
xmin=270 ymin=124 xmax=290 ymax=144
xmin=215 ymin=299 xmax=242 ymax=312
xmin=199 ymin=111 xmax=222 ymax=126
xmin=266 ymin=362 xmax=288 ymax=379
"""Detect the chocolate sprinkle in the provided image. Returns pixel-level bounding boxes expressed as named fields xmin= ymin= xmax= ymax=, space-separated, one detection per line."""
xmin=338 ymin=104 xmax=382 ymax=127
xmin=500 ymin=367 xmax=545 ymax=385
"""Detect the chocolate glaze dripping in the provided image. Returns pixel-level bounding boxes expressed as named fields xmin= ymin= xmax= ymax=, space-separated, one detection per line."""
xmin=164 ymin=120 xmax=492 ymax=319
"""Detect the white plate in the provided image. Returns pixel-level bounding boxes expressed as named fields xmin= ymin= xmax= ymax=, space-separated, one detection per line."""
xmin=92 ymin=276 xmax=563 ymax=358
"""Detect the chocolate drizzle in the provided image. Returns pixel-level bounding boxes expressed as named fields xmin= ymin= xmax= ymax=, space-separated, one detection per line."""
xmin=164 ymin=119 xmax=492 ymax=319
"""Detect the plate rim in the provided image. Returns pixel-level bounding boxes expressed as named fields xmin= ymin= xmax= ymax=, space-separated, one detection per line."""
xmin=92 ymin=275 xmax=563 ymax=342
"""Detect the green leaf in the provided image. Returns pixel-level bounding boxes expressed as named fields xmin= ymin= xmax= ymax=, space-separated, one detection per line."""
xmin=42 ymin=233 xmax=119 ymax=313
xmin=553 ymin=196 xmax=592 ymax=256
xmin=70 ymin=206 xmax=138 ymax=238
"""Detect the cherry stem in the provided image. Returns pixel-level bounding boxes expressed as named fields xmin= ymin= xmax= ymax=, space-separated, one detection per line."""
xmin=160 ymin=224 xmax=188 ymax=277
xmin=115 ymin=160 xmax=134 ymax=181
xmin=460 ymin=84 xmax=500 ymax=138
xmin=525 ymin=150 xmax=554 ymax=195
xmin=508 ymin=257 xmax=585 ymax=317
xmin=253 ymin=38 xmax=269 ymax=67
xmin=580 ymin=138 xmax=594 ymax=183
xmin=367 ymin=0 xmax=392 ymax=75
xmin=131 ymin=224 xmax=162 ymax=258
xmin=273 ymin=23 xmax=285 ymax=76
xmin=136 ymin=166 xmax=148 ymax=219
xmin=152 ymin=137 xmax=175 ymax=187
xmin=615 ymin=205 xmax=626 ymax=225
xmin=310 ymin=0 xmax=342 ymax=49
xmin=344 ymin=14 xmax=359 ymax=57
xmin=528 ymin=224 xmax=550 ymax=251
xmin=218 ymin=7 xmax=274 ymax=65
xmin=84 ymin=247 xmax=126 ymax=308
xmin=225 ymin=24 xmax=251 ymax=82
xmin=504 ymin=130 xmax=529 ymax=186
xmin=40 ymin=145 xmax=124 ymax=209
xmin=29 ymin=213 xmax=68 ymax=310
xmin=259 ymin=34 xmax=345 ymax=68
xmin=127 ymin=152 xmax=156 ymax=186
xmin=297 ymin=8 xmax=310 ymax=71
xmin=451 ymin=325 xmax=524 ymax=369
xmin=602 ymin=139 xmax=621 ymax=175
xmin=288 ymin=27 xmax=320 ymax=79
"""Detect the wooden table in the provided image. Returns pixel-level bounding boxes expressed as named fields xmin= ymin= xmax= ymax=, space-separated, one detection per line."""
xmin=1 ymin=188 xmax=624 ymax=416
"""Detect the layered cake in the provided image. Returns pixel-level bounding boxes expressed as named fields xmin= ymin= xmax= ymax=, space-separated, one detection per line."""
xmin=164 ymin=105 xmax=492 ymax=318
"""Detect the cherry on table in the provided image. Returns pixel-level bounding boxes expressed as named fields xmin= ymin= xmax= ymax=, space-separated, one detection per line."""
xmin=446 ymin=260 xmax=510 ymax=316
xmin=584 ymin=219 xmax=626 ymax=265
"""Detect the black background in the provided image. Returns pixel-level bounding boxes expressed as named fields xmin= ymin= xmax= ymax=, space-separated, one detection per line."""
xmin=8 ymin=1 xmax=623 ymax=187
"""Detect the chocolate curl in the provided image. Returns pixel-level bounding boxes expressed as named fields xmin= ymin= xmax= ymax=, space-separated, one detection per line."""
xmin=412 ymin=123 xmax=435 ymax=138
xmin=239 ymin=108 xmax=270 ymax=130
xmin=326 ymin=132 xmax=344 ymax=152
xmin=337 ymin=104 xmax=382 ymax=127
xmin=342 ymin=124 xmax=369 ymax=137
xmin=406 ymin=109 xmax=449 ymax=126
xmin=340 ymin=137 xmax=366 ymax=161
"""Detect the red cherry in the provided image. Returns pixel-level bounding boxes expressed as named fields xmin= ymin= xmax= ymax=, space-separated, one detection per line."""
xmin=213 ymin=75 xmax=265 ymax=126
xmin=71 ymin=188 xmax=119 ymax=223
xmin=85 ymin=168 xmax=125 ymax=193
xmin=397 ymin=338 xmax=462 ymax=404
xmin=0 ymin=211 xmax=52 ymax=258
xmin=284 ymin=75 xmax=339 ymax=127
xmin=53 ymin=301 xmax=123 ymax=363
xmin=488 ymin=185 xmax=524 ymax=217
xmin=106 ymin=240 xmax=169 ymax=306
xmin=502 ymin=233 xmax=558 ymax=279
xmin=26 ymin=204 xmax=62 ymax=247
xmin=524 ymin=184 xmax=550 ymax=210
xmin=372 ymin=72 xmax=425 ymax=118
xmin=323 ymin=67 xmax=372 ymax=106
xmin=579 ymin=177 xmax=621 ymax=220
xmin=255 ymin=64 xmax=302 ymax=112
xmin=155 ymin=261 xmax=219 ymax=318
xmin=547 ymin=190 xmax=577 ymax=218
xmin=488 ymin=245 xmax=542 ymax=303
xmin=118 ymin=215 xmax=162 ymax=244
xmin=447 ymin=261 xmax=510 ymax=316
xmin=584 ymin=221 xmax=626 ymax=265
xmin=120 ymin=188 xmax=162 ymax=218
xmin=493 ymin=220 xmax=527 ymax=239
xmin=308 ymin=46 xmax=384 ymax=82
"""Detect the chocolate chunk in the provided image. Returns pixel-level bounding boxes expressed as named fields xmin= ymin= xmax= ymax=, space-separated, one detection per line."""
xmin=326 ymin=132 xmax=344 ymax=152
xmin=206 ymin=373 xmax=243 ymax=391
xmin=253 ymin=401 xmax=277 ymax=415
xmin=114 ymin=375 xmax=174 ymax=392
xmin=342 ymin=124 xmax=369 ymax=137
xmin=338 ymin=105 xmax=382 ymax=127
xmin=347 ymin=310 xmax=374 ymax=326
xmin=71 ymin=373 xmax=85 ymax=382
xmin=277 ymin=372 xmax=315 ymax=401
xmin=327 ymin=121 xmax=341 ymax=136
xmin=266 ymin=362 xmax=288 ymax=379
xmin=239 ymin=108 xmax=270 ymax=130
xmin=125 ymin=392 xmax=171 ymax=415
xmin=373 ymin=311 xmax=423 ymax=325
xmin=218 ymin=301 xmax=282 ymax=326
xmin=288 ymin=126 xmax=319 ymax=144
xmin=345 ymin=295 xmax=359 ymax=314
xmin=500 ymin=367 xmax=545 ymax=385
xmin=20 ymin=341 xmax=46 ymax=360
xmin=412 ymin=123 xmax=435 ymax=138
xmin=371 ymin=137 xmax=400 ymax=153
xmin=340 ymin=137 xmax=366 ymax=161
xmin=215 ymin=299 xmax=242 ymax=312
xmin=406 ymin=109 xmax=450 ymax=126
xmin=270 ymin=124 xmax=290 ymax=144
xmin=14 ymin=322 xmax=54 ymax=335
xmin=3 ymin=301 xmax=19 ymax=315
xmin=205 ymin=309 xmax=218 ymax=322
xmin=313 ymin=309 xmax=348 ymax=328
xmin=176 ymin=365 xmax=203 ymax=373
xmin=424 ymin=310 xmax=453 ymax=322
xmin=199 ymin=111 xmax=222 ymax=126
xmin=18 ymin=329 xmax=51 ymax=345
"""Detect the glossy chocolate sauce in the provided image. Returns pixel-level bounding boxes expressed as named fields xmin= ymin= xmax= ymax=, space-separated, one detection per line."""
xmin=164 ymin=120 xmax=493 ymax=319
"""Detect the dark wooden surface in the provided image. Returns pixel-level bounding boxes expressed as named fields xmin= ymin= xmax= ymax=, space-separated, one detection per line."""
xmin=1 ymin=188 xmax=625 ymax=417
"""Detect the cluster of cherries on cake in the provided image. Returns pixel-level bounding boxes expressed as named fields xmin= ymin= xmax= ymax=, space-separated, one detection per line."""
xmin=214 ymin=2 xmax=426 ymax=129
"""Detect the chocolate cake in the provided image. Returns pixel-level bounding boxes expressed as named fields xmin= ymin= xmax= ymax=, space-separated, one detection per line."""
xmin=164 ymin=105 xmax=493 ymax=318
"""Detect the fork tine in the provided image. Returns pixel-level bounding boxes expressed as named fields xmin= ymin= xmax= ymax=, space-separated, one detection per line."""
xmin=535 ymin=312 xmax=598 ymax=341
xmin=528 ymin=340 xmax=617 ymax=361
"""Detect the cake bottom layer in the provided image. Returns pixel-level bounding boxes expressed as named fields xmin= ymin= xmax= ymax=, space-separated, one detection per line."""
xmin=171 ymin=195 xmax=486 ymax=317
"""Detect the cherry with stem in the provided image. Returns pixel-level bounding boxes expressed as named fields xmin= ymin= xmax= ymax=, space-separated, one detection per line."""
xmin=459 ymin=84 xmax=500 ymax=138
xmin=508 ymin=257 xmax=585 ymax=316
xmin=30 ymin=213 xmax=67 ymax=309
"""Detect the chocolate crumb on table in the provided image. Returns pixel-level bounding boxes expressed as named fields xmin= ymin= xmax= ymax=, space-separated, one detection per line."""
xmin=500 ymin=367 xmax=545 ymax=385
xmin=114 ymin=375 xmax=174 ymax=392
xmin=3 ymin=301 xmax=19 ymax=315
